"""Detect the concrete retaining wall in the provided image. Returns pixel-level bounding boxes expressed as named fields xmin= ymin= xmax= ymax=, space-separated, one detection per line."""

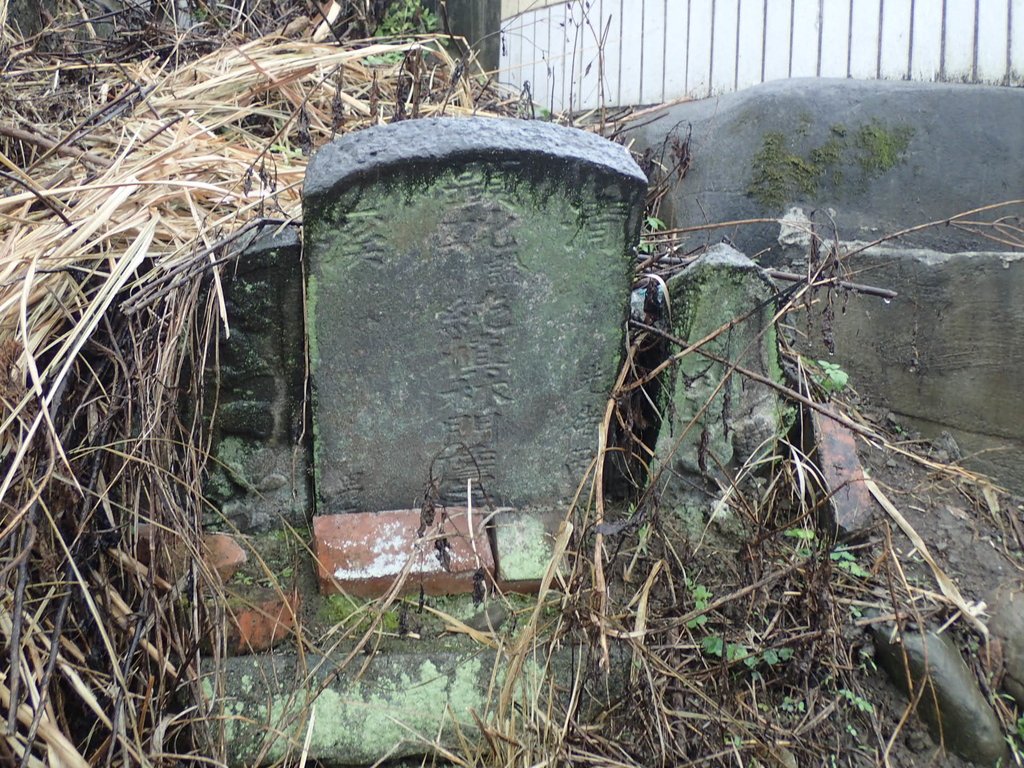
xmin=625 ymin=79 xmax=1024 ymax=492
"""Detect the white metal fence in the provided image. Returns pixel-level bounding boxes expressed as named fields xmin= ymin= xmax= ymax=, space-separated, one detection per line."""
xmin=499 ymin=0 xmax=1024 ymax=112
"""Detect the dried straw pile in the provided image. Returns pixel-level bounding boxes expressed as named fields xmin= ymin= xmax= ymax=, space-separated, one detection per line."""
xmin=0 ymin=5 xmax=506 ymax=763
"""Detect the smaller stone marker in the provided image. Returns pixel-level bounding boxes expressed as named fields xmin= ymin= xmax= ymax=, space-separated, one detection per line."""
xmin=652 ymin=244 xmax=787 ymax=524
xmin=303 ymin=117 xmax=647 ymax=519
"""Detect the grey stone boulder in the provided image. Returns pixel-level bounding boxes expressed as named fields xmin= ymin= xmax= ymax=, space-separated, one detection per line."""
xmin=625 ymin=80 xmax=1024 ymax=494
xmin=871 ymin=623 xmax=1009 ymax=766
xmin=624 ymin=79 xmax=1024 ymax=261
xmin=790 ymin=243 xmax=1024 ymax=494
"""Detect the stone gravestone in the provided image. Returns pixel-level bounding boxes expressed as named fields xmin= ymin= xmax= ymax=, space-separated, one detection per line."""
xmin=304 ymin=118 xmax=646 ymax=519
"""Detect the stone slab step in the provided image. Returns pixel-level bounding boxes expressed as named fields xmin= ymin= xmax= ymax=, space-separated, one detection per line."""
xmin=202 ymin=643 xmax=622 ymax=766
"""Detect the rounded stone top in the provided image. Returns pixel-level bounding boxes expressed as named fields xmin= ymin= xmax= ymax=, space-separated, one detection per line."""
xmin=304 ymin=117 xmax=648 ymax=202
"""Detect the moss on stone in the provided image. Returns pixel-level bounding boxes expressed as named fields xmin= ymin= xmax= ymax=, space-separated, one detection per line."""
xmin=854 ymin=120 xmax=913 ymax=175
xmin=214 ymin=436 xmax=257 ymax=494
xmin=319 ymin=594 xmax=400 ymax=632
xmin=747 ymin=120 xmax=914 ymax=209
xmin=748 ymin=132 xmax=817 ymax=209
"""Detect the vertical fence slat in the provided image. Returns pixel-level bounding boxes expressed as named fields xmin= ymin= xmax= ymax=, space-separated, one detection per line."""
xmin=819 ymin=0 xmax=851 ymax=77
xmin=618 ymin=0 xmax=645 ymax=103
xmin=599 ymin=1 xmax=622 ymax=107
xmin=910 ymin=0 xmax=943 ymax=79
xmin=687 ymin=0 xmax=714 ymax=96
xmin=712 ymin=0 xmax=740 ymax=93
xmin=642 ymin=0 xmax=667 ymax=101
xmin=790 ymin=0 xmax=820 ymax=77
xmin=573 ymin=2 xmax=606 ymax=110
xmin=1012 ymin=0 xmax=1024 ymax=77
xmin=977 ymin=0 xmax=1010 ymax=82
xmin=762 ymin=0 xmax=792 ymax=81
xmin=943 ymin=0 xmax=976 ymax=80
xmin=849 ymin=0 xmax=882 ymax=78
xmin=663 ymin=1 xmax=690 ymax=97
xmin=736 ymin=0 xmax=766 ymax=88
xmin=879 ymin=0 xmax=913 ymax=78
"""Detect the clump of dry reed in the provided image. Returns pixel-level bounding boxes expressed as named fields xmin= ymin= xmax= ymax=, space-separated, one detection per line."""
xmin=0 ymin=3 xmax=510 ymax=763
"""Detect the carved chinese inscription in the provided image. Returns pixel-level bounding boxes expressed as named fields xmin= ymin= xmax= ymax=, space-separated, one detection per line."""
xmin=304 ymin=117 xmax=647 ymax=515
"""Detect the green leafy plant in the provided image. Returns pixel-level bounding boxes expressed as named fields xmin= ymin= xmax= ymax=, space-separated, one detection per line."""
xmin=701 ymin=636 xmax=794 ymax=670
xmin=838 ymin=687 xmax=874 ymax=713
xmin=376 ymin=0 xmax=438 ymax=37
xmin=780 ymin=695 xmax=806 ymax=714
xmin=830 ymin=547 xmax=870 ymax=578
xmin=638 ymin=215 xmax=665 ymax=254
xmin=686 ymin=578 xmax=712 ymax=629
xmin=816 ymin=359 xmax=849 ymax=394
xmin=784 ymin=527 xmax=816 ymax=558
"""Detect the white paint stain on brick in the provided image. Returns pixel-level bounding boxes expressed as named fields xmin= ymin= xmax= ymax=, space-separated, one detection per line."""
xmin=331 ymin=520 xmax=442 ymax=581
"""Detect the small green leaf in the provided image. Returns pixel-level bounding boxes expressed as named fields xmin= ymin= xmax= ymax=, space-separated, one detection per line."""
xmin=686 ymin=614 xmax=708 ymax=630
xmin=691 ymin=585 xmax=713 ymax=603
xmin=816 ymin=360 xmax=849 ymax=393
xmin=702 ymin=636 xmax=724 ymax=657
xmin=785 ymin=527 xmax=816 ymax=541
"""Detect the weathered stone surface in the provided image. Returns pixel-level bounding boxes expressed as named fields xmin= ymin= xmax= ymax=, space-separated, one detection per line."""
xmin=988 ymin=583 xmax=1024 ymax=710
xmin=871 ymin=624 xmax=1009 ymax=766
xmin=205 ymin=225 xmax=310 ymax=532
xmin=6 ymin=0 xmax=56 ymax=37
xmin=304 ymin=117 xmax=645 ymax=516
xmin=203 ymin=643 xmax=623 ymax=766
xmin=312 ymin=507 xmax=494 ymax=597
xmin=624 ymin=79 xmax=1024 ymax=259
xmin=651 ymin=245 xmax=785 ymax=521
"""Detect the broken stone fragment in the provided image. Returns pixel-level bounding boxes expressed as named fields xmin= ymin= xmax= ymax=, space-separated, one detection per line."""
xmin=809 ymin=405 xmax=877 ymax=539
xmin=312 ymin=507 xmax=495 ymax=598
xmin=202 ymin=224 xmax=310 ymax=534
xmin=221 ymin=586 xmax=300 ymax=656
